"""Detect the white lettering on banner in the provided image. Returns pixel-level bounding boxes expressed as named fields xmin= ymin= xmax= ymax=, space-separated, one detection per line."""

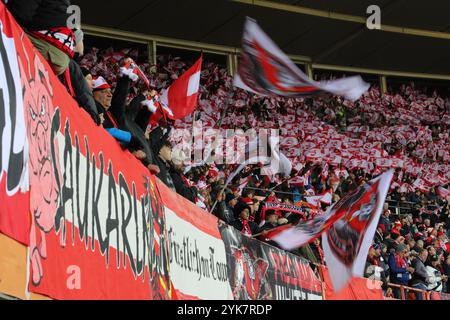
xmin=274 ymin=285 xmax=322 ymax=300
xmin=52 ymin=127 xmax=158 ymax=282
xmin=165 ymin=208 xmax=234 ymax=300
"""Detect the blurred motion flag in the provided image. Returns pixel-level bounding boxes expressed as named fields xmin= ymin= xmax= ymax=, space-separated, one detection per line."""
xmin=225 ymin=135 xmax=292 ymax=186
xmin=234 ymin=17 xmax=370 ymax=102
xmin=270 ymin=170 xmax=393 ymax=292
xmin=160 ymin=56 xmax=203 ymax=119
xmin=321 ymin=170 xmax=393 ymax=292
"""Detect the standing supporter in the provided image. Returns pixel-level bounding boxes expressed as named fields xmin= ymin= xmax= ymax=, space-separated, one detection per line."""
xmin=388 ymin=243 xmax=413 ymax=299
xmin=126 ymin=90 xmax=160 ymax=174
xmin=150 ymin=135 xmax=176 ymax=191
xmin=168 ymin=156 xmax=197 ymax=203
xmin=214 ymin=193 xmax=238 ymax=225
xmin=259 ymin=210 xmax=279 ymax=231
xmin=444 ymin=255 xmax=450 ymax=293
xmin=66 ymin=30 xmax=102 ymax=125
xmin=92 ymin=60 xmax=157 ymax=173
xmin=365 ymin=243 xmax=389 ymax=292
xmin=379 ymin=207 xmax=392 ymax=233
xmin=232 ymin=202 xmax=264 ymax=237
xmin=426 ymin=255 xmax=448 ymax=292
xmin=410 ymin=248 xmax=429 ymax=299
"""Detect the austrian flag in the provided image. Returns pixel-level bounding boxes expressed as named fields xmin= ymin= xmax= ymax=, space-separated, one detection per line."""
xmin=160 ymin=56 xmax=203 ymax=119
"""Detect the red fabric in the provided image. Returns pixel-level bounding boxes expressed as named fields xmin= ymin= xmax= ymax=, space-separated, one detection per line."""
xmin=30 ymin=27 xmax=75 ymax=58
xmin=241 ymin=218 xmax=252 ymax=236
xmin=394 ymin=254 xmax=407 ymax=269
xmin=321 ymin=266 xmax=384 ymax=300
xmin=0 ymin=4 xmax=32 ymax=245
xmin=161 ymin=56 xmax=202 ymax=119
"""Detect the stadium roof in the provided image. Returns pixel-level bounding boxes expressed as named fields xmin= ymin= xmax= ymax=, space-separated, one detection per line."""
xmin=74 ymin=0 xmax=450 ymax=76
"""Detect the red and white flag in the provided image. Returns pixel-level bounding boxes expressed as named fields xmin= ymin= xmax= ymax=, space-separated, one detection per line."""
xmin=437 ymin=187 xmax=450 ymax=200
xmin=322 ymin=170 xmax=393 ymax=292
xmin=305 ymin=190 xmax=333 ymax=207
xmin=270 ymin=171 xmax=393 ymax=288
xmin=160 ymin=56 xmax=202 ymax=119
xmin=234 ymin=18 xmax=370 ymax=101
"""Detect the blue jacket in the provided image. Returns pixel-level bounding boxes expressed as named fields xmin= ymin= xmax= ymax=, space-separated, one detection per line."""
xmin=388 ymin=252 xmax=411 ymax=285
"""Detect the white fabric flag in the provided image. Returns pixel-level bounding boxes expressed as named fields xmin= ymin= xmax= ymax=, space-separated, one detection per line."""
xmin=225 ymin=135 xmax=292 ymax=186
xmin=234 ymin=17 xmax=370 ymax=102
xmin=322 ymin=170 xmax=393 ymax=292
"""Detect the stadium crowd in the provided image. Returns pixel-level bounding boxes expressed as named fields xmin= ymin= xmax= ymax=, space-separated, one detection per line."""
xmin=6 ymin=0 xmax=450 ymax=299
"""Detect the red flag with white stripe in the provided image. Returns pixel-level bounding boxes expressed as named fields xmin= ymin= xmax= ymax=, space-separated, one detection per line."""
xmin=160 ymin=56 xmax=202 ymax=119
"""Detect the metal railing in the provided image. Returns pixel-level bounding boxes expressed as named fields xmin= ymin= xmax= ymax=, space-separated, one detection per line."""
xmin=387 ymin=283 xmax=431 ymax=300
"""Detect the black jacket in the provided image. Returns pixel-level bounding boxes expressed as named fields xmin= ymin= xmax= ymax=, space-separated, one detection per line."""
xmin=215 ymin=202 xmax=235 ymax=225
xmin=410 ymin=257 xmax=429 ymax=286
xmin=125 ymin=94 xmax=155 ymax=166
xmin=96 ymin=77 xmax=148 ymax=157
xmin=97 ymin=77 xmax=130 ymax=130
xmin=68 ymin=59 xmax=101 ymax=125
xmin=7 ymin=0 xmax=71 ymax=31
xmin=154 ymin=156 xmax=176 ymax=192
xmin=169 ymin=167 xmax=196 ymax=203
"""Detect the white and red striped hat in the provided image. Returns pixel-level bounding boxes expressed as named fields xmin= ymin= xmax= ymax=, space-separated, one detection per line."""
xmin=92 ymin=76 xmax=112 ymax=91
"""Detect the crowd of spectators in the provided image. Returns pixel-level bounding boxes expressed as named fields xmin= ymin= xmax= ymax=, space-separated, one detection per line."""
xmin=6 ymin=0 xmax=449 ymax=299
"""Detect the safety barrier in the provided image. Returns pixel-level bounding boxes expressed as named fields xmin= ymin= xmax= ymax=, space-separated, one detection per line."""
xmin=387 ymin=283 xmax=431 ymax=300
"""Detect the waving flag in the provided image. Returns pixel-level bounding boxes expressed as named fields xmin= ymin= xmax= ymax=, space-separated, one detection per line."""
xmin=271 ymin=170 xmax=393 ymax=255
xmin=234 ymin=18 xmax=370 ymax=101
xmin=160 ymin=56 xmax=202 ymax=119
xmin=322 ymin=170 xmax=393 ymax=292
xmin=305 ymin=190 xmax=333 ymax=208
xmin=225 ymin=135 xmax=292 ymax=186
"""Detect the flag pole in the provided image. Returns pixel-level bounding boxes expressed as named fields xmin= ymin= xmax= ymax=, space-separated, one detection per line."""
xmin=209 ymin=89 xmax=235 ymax=214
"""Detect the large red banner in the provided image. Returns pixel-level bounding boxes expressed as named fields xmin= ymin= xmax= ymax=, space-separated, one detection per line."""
xmin=0 ymin=3 xmax=322 ymax=300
